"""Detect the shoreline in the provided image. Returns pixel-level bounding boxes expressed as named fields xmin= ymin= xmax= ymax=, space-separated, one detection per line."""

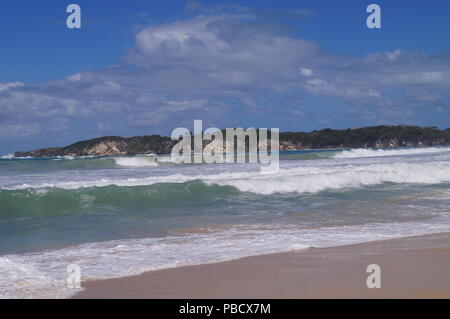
xmin=6 ymin=145 xmax=450 ymax=160
xmin=74 ymin=232 xmax=450 ymax=299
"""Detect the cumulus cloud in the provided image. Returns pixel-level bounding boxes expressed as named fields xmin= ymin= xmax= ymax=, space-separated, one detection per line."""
xmin=125 ymin=13 xmax=320 ymax=95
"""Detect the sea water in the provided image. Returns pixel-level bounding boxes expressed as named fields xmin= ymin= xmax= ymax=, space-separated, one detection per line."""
xmin=1 ymin=147 xmax=450 ymax=298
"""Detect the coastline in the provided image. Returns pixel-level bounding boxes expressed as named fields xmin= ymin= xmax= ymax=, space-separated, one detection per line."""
xmin=13 ymin=125 xmax=450 ymax=158
xmin=73 ymin=232 xmax=450 ymax=299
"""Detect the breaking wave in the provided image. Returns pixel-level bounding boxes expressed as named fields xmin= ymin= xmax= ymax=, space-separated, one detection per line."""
xmin=0 ymin=155 xmax=165 ymax=171
xmin=4 ymin=161 xmax=450 ymax=195
xmin=208 ymin=162 xmax=450 ymax=194
xmin=2 ymin=147 xmax=450 ymax=172
xmin=334 ymin=147 xmax=450 ymax=159
xmin=113 ymin=157 xmax=159 ymax=167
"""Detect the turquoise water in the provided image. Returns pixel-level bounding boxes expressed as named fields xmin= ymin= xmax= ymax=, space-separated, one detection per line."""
xmin=1 ymin=147 xmax=450 ymax=298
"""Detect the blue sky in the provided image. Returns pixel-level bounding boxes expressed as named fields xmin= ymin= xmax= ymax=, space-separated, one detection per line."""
xmin=1 ymin=0 xmax=450 ymax=154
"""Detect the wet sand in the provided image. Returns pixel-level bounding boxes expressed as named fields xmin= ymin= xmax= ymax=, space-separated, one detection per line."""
xmin=74 ymin=232 xmax=450 ymax=299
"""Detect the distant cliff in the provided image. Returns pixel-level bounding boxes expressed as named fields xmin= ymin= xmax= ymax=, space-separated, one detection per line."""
xmin=14 ymin=125 xmax=450 ymax=158
xmin=14 ymin=135 xmax=176 ymax=158
xmin=279 ymin=125 xmax=450 ymax=150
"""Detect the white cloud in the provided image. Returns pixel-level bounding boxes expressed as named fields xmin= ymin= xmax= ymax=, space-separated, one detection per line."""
xmin=0 ymin=82 xmax=24 ymax=93
xmin=66 ymin=73 xmax=82 ymax=82
xmin=86 ymin=81 xmax=122 ymax=96
xmin=0 ymin=123 xmax=40 ymax=138
xmin=126 ymin=14 xmax=319 ymax=92
xmin=300 ymin=68 xmax=313 ymax=77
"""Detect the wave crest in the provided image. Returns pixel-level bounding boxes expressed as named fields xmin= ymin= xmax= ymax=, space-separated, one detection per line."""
xmin=4 ymin=161 xmax=450 ymax=195
xmin=334 ymin=147 xmax=450 ymax=159
xmin=113 ymin=157 xmax=159 ymax=167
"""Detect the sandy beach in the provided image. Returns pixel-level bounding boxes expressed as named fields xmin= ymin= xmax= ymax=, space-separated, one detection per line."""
xmin=74 ymin=232 xmax=450 ymax=299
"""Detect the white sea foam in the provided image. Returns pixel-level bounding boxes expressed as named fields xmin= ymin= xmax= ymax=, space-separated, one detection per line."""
xmin=113 ymin=157 xmax=159 ymax=168
xmin=1 ymin=153 xmax=14 ymax=159
xmin=5 ymin=161 xmax=450 ymax=194
xmin=1 ymin=154 xmax=33 ymax=159
xmin=334 ymin=147 xmax=450 ymax=159
xmin=208 ymin=162 xmax=450 ymax=194
xmin=1 ymin=219 xmax=449 ymax=299
xmin=53 ymin=155 xmax=76 ymax=161
xmin=156 ymin=155 xmax=177 ymax=163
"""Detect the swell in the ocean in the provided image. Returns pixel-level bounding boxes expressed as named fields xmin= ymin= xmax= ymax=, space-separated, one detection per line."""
xmin=3 ymin=160 xmax=450 ymax=195
xmin=0 ymin=181 xmax=234 ymax=219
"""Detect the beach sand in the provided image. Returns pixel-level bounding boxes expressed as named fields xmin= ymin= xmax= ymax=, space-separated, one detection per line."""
xmin=74 ymin=232 xmax=450 ymax=299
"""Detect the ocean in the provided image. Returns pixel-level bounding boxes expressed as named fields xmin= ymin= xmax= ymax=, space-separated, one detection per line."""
xmin=1 ymin=147 xmax=450 ymax=298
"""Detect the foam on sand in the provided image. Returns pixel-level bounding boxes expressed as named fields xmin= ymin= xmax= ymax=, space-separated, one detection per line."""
xmin=1 ymin=219 xmax=450 ymax=299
